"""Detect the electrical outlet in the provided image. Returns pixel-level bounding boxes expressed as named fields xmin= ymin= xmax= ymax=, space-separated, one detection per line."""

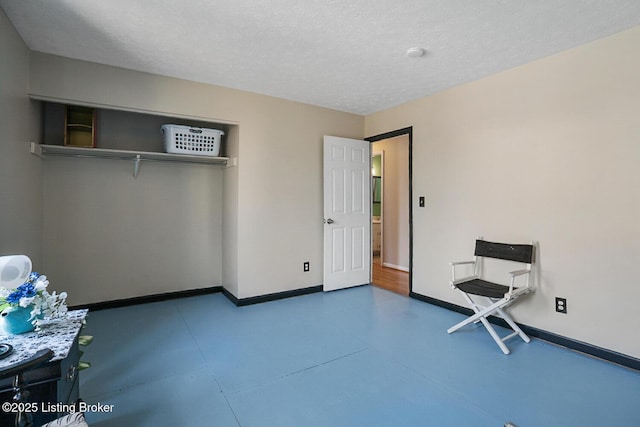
xmin=555 ymin=297 xmax=567 ymax=314
xmin=303 ymin=262 xmax=310 ymax=272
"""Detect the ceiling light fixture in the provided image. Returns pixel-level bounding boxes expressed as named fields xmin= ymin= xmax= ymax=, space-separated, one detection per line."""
xmin=406 ymin=47 xmax=426 ymax=58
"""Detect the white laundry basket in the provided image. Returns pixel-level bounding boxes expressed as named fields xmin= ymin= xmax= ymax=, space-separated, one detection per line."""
xmin=161 ymin=124 xmax=224 ymax=156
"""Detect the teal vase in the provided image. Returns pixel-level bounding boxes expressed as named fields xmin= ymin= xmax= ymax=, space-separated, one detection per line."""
xmin=1 ymin=306 xmax=36 ymax=335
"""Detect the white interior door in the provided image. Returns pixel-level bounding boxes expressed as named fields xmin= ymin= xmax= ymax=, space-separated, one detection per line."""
xmin=323 ymin=135 xmax=371 ymax=291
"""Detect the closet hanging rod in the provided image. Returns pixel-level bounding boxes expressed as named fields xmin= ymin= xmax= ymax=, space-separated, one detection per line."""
xmin=30 ymin=142 xmax=233 ymax=177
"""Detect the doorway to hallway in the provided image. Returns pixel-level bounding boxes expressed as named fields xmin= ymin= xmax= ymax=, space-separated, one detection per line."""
xmin=366 ymin=128 xmax=412 ymax=297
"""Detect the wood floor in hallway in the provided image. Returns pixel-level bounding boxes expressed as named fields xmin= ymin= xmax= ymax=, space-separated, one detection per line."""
xmin=371 ymin=256 xmax=409 ymax=296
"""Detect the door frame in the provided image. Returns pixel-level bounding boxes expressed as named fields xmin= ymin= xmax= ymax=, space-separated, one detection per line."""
xmin=365 ymin=127 xmax=413 ymax=294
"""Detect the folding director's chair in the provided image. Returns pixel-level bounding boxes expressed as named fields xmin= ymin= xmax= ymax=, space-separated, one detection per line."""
xmin=448 ymin=239 xmax=535 ymax=355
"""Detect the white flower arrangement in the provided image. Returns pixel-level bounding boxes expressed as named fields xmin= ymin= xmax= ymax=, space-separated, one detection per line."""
xmin=0 ymin=272 xmax=68 ymax=326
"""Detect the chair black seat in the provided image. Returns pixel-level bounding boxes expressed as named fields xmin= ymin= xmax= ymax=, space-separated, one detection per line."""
xmin=456 ymin=279 xmax=510 ymax=299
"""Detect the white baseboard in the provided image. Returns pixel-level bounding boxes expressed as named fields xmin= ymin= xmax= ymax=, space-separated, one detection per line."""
xmin=381 ymin=262 xmax=409 ymax=272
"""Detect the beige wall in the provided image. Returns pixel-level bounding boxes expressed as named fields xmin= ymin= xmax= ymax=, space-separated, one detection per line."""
xmin=222 ymin=125 xmax=240 ymax=297
xmin=372 ymin=135 xmax=410 ymax=271
xmin=0 ymin=9 xmax=42 ymax=263
xmin=41 ymin=158 xmax=224 ymax=305
xmin=29 ymin=52 xmax=364 ymax=302
xmin=365 ymin=27 xmax=640 ymax=359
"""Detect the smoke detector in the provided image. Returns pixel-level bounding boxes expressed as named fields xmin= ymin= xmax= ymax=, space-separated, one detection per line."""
xmin=406 ymin=47 xmax=426 ymax=58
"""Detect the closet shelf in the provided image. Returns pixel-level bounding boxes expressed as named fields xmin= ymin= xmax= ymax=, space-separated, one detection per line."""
xmin=30 ymin=143 xmax=234 ymax=178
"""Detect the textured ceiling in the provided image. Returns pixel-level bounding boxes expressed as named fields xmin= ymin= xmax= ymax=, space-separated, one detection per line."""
xmin=2 ymin=0 xmax=640 ymax=115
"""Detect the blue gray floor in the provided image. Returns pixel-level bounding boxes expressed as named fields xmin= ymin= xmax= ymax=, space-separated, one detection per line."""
xmin=80 ymin=286 xmax=640 ymax=426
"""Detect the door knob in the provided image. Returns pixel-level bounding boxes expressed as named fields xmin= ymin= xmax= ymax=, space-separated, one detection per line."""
xmin=325 ymin=218 xmax=335 ymax=224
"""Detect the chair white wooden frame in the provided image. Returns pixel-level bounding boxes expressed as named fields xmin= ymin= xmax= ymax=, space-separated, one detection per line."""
xmin=448 ymin=239 xmax=535 ymax=355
